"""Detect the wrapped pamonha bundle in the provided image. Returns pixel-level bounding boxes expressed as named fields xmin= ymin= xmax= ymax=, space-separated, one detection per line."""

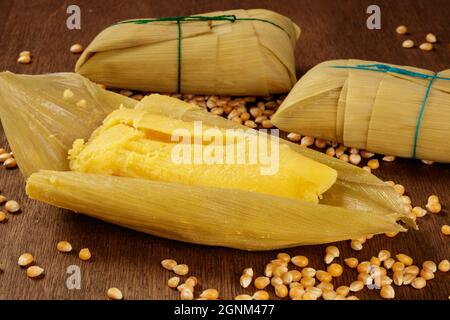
xmin=271 ymin=59 xmax=450 ymax=162
xmin=75 ymin=9 xmax=300 ymax=96
xmin=0 ymin=72 xmax=415 ymax=250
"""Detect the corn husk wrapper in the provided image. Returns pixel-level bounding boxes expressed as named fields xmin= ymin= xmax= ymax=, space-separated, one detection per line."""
xmin=75 ymin=9 xmax=300 ymax=96
xmin=272 ymin=59 xmax=450 ymax=162
xmin=0 ymin=72 xmax=414 ymax=250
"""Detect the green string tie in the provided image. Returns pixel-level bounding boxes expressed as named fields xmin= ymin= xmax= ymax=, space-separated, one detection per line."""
xmin=116 ymin=15 xmax=290 ymax=93
xmin=331 ymin=64 xmax=450 ymax=159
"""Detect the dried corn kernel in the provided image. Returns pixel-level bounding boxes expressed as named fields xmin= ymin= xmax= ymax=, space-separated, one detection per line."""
xmin=168 ymin=276 xmax=180 ymax=288
xmin=380 ymin=285 xmax=395 ymax=299
xmin=422 ymin=261 xmax=437 ymax=273
xmin=173 ymin=264 xmax=189 ymax=276
xmin=327 ymin=263 xmax=343 ymax=277
xmin=275 ymin=284 xmax=288 ymax=298
xmin=107 ymin=287 xmax=123 ymax=300
xmin=349 ymin=281 xmax=364 ymax=292
xmin=161 ymin=259 xmax=177 ymax=270
xmin=291 ymin=255 xmax=308 ymax=267
xmin=438 ymin=260 xmax=449 ymax=272
xmin=396 ymin=254 xmax=413 ymax=266
xmin=254 ymin=276 xmax=270 ymax=290
xmin=57 ymin=241 xmax=73 ymax=253
xmin=252 ymin=290 xmax=269 ymax=300
xmin=78 ymin=248 xmax=91 ymax=261
xmin=316 ymin=270 xmax=332 ymax=283
xmin=4 ymin=200 xmax=20 ymax=213
xmin=18 ymin=253 xmax=34 ymax=267
xmin=200 ymin=289 xmax=219 ymax=300
xmin=240 ymin=274 xmax=252 ymax=288
xmin=344 ymin=257 xmax=359 ymax=268
xmin=411 ymin=277 xmax=426 ymax=289
xmin=26 ymin=266 xmax=44 ymax=278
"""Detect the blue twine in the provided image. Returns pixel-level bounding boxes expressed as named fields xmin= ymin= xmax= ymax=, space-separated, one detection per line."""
xmin=331 ymin=64 xmax=450 ymax=159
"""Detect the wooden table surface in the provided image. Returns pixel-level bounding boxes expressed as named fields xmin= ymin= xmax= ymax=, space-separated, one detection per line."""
xmin=0 ymin=0 xmax=449 ymax=300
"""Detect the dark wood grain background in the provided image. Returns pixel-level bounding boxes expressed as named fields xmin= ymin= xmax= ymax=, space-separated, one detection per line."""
xmin=0 ymin=0 xmax=448 ymax=300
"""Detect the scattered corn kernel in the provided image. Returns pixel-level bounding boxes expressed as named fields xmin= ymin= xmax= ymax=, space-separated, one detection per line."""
xmin=441 ymin=225 xmax=450 ymax=236
xmin=242 ymin=267 xmax=253 ymax=277
xmin=393 ymin=271 xmax=403 ymax=286
xmin=275 ymin=284 xmax=288 ymax=298
xmin=56 ymin=241 xmax=73 ymax=253
xmin=70 ymin=43 xmax=84 ymax=53
xmin=412 ymin=206 xmax=427 ymax=218
xmin=252 ymin=290 xmax=269 ymax=300
xmin=377 ymin=250 xmax=391 ymax=262
xmin=17 ymin=55 xmax=31 ymax=64
xmin=384 ymin=258 xmax=395 ymax=269
xmin=277 ymin=252 xmax=290 ymax=263
xmin=281 ymin=272 xmax=293 ymax=285
xmin=234 ymin=294 xmax=252 ymax=300
xmin=185 ymin=276 xmax=198 ymax=288
xmin=300 ymin=136 xmax=314 ymax=147
xmin=380 ymin=285 xmax=395 ymax=299
xmin=349 ymin=281 xmax=364 ymax=292
xmin=385 ymin=231 xmax=399 ymax=238
xmin=350 ymin=240 xmax=363 ymax=251
xmin=18 ymin=253 xmax=34 ymax=267
xmin=367 ymin=159 xmax=379 ymax=169
xmin=336 ymin=286 xmax=350 ymax=297
xmin=396 ymin=25 xmax=408 ymax=34
xmin=167 ymin=276 xmax=180 ymax=288
xmin=419 ymin=42 xmax=433 ymax=51
xmin=314 ymin=139 xmax=327 ymax=149
xmin=396 ymin=254 xmax=413 ymax=266
xmin=402 ymin=39 xmax=414 ymax=48
xmin=78 ymin=248 xmax=91 ymax=261
xmin=161 ymin=259 xmax=177 ymax=270
xmin=0 ymin=211 xmax=6 ymax=222
xmin=402 ymin=273 xmax=416 ymax=285
xmin=370 ymin=256 xmax=381 ymax=266
xmin=240 ymin=274 xmax=252 ymax=288
xmin=3 ymin=158 xmax=17 ymax=168
xmin=107 ymin=287 xmax=123 ymax=300
xmin=288 ymin=270 xmax=302 ymax=282
xmin=411 ymin=277 xmax=426 ymax=289
xmin=316 ymin=270 xmax=332 ymax=283
xmin=427 ymin=195 xmax=440 ymax=204
xmin=392 ymin=262 xmax=405 ymax=273
xmin=422 ymin=261 xmax=437 ymax=273
xmin=357 ymin=261 xmax=371 ymax=274
xmin=254 ymin=276 xmax=270 ymax=289
xmin=425 ymin=33 xmax=437 ymax=43
xmin=301 ymin=267 xmax=316 ymax=278
xmin=286 ymin=132 xmax=301 ymax=142
xmin=420 ymin=268 xmax=434 ymax=280
xmin=200 ymin=289 xmax=219 ymax=300
xmin=173 ymin=264 xmax=189 ymax=276
xmin=271 ymin=276 xmax=283 ymax=287
xmin=382 ymin=155 xmax=396 ymax=162
xmin=26 ymin=266 xmax=44 ymax=278
xmin=327 ymin=264 xmax=343 ymax=277
xmin=4 ymin=200 xmax=20 ymax=213
xmin=393 ymin=184 xmax=405 ymax=195
xmin=289 ymin=286 xmax=305 ymax=299
xmin=300 ymin=277 xmax=316 ymax=287
xmin=404 ymin=265 xmax=420 ymax=276
xmin=344 ymin=257 xmax=359 ymax=269
xmin=291 ymin=255 xmax=308 ymax=267
xmin=426 ymin=202 xmax=441 ymax=214
xmin=438 ymin=260 xmax=449 ymax=272
xmin=180 ymin=288 xmax=194 ymax=300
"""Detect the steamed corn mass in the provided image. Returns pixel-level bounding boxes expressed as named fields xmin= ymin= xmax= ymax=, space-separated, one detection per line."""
xmin=69 ymin=95 xmax=337 ymax=203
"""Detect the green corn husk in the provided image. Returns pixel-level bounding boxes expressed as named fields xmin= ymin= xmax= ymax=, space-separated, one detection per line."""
xmin=0 ymin=72 xmax=415 ymax=250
